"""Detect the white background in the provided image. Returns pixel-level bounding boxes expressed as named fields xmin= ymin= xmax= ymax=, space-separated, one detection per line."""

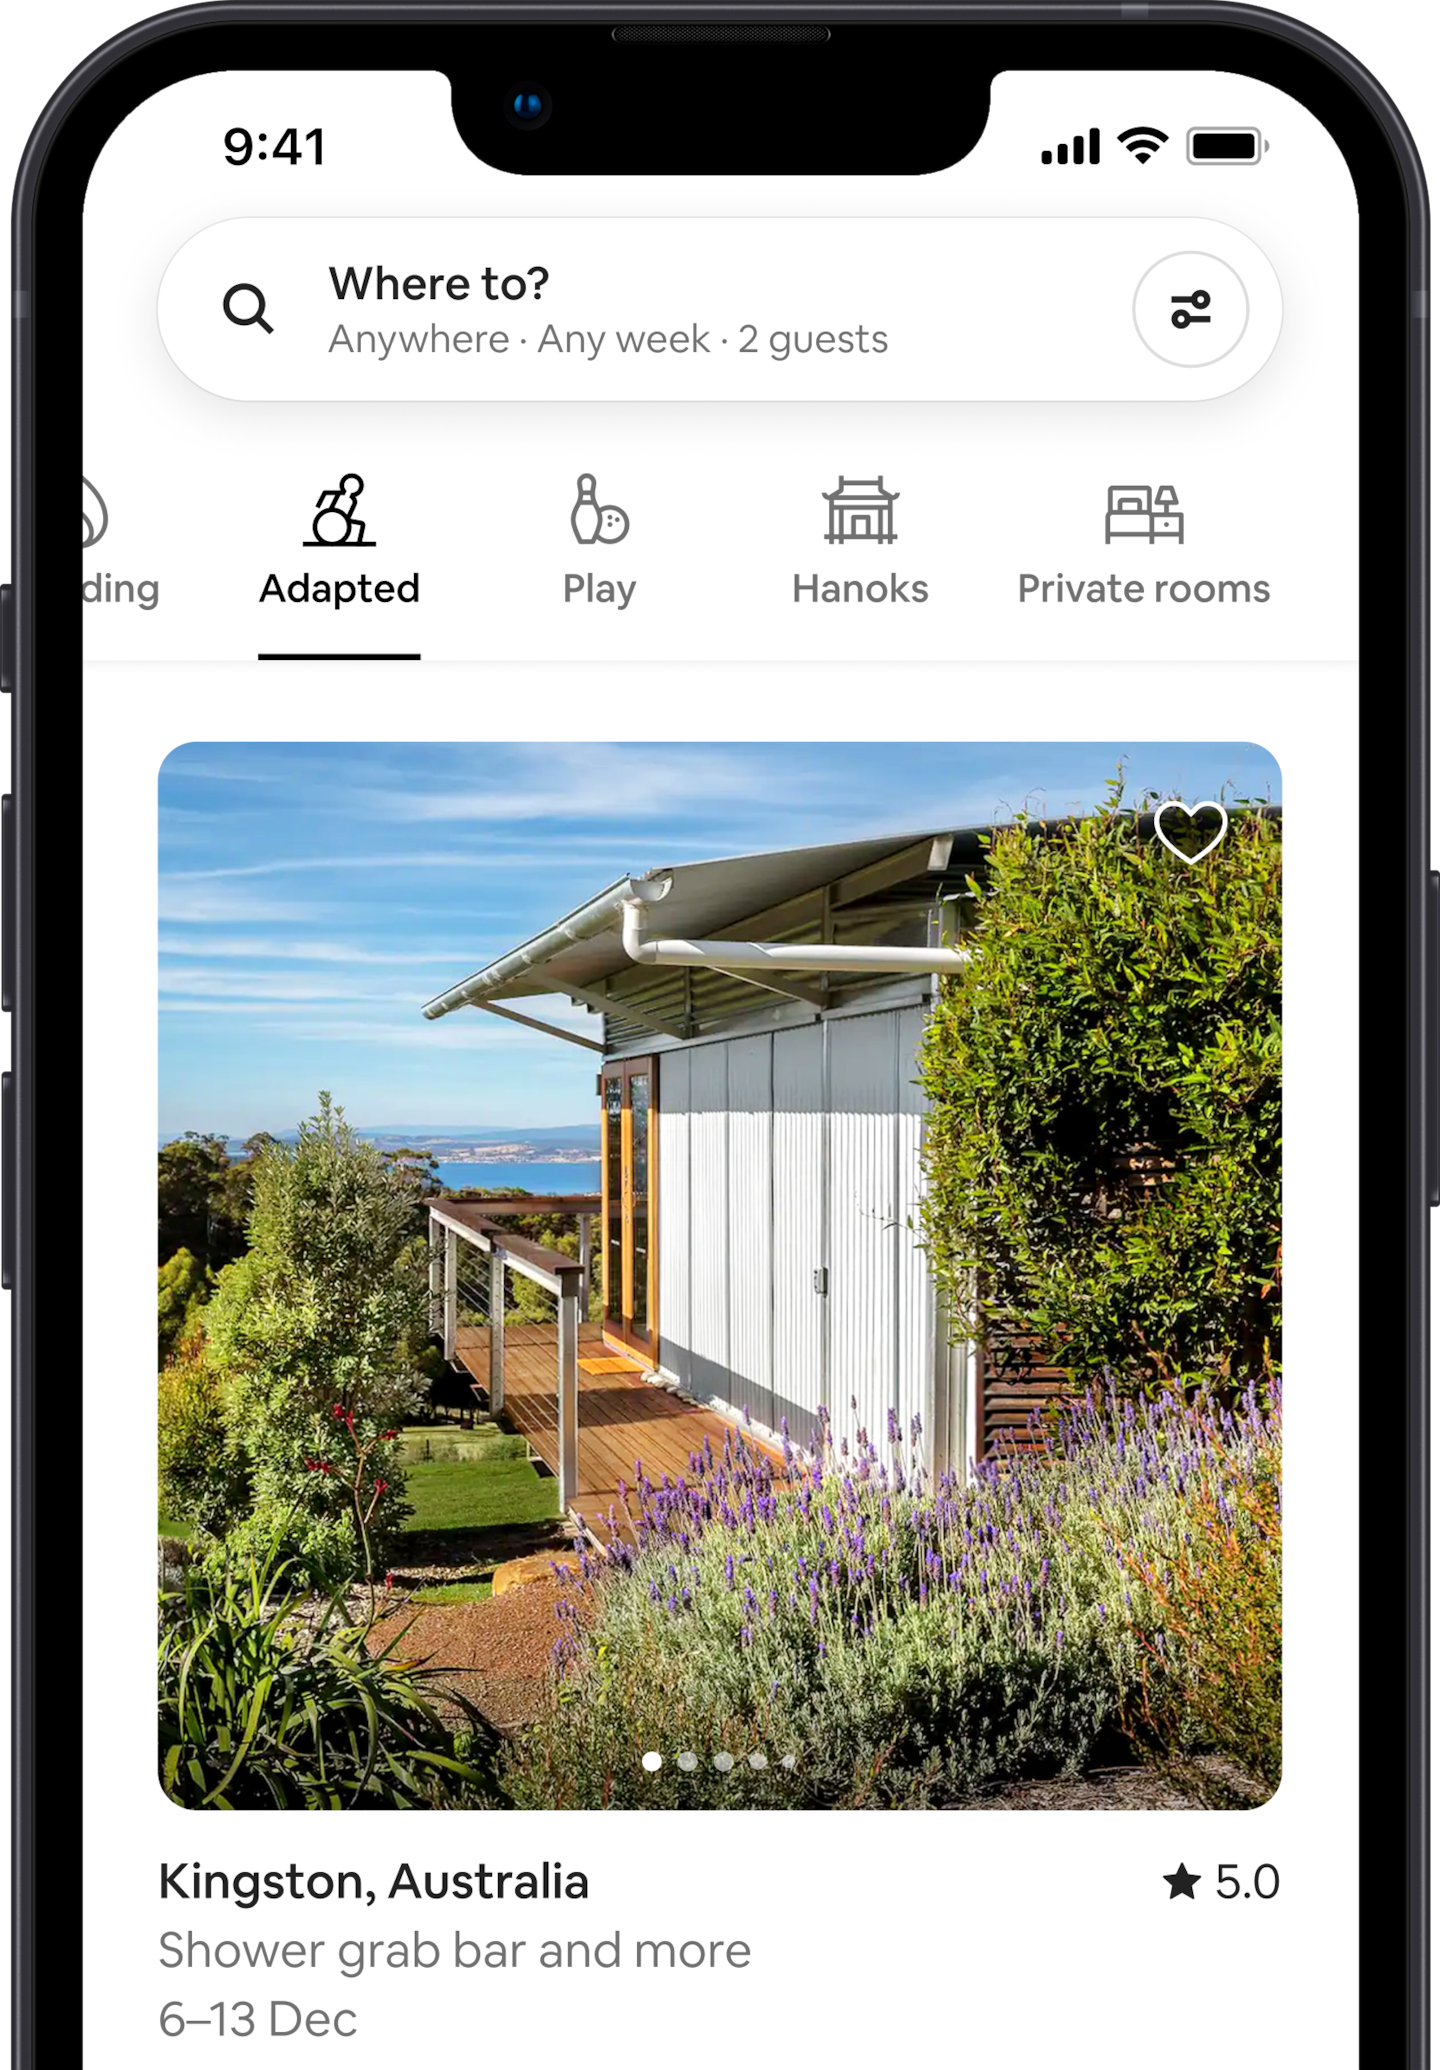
xmin=81 ymin=60 xmax=1357 ymax=2070
xmin=85 ymin=654 xmax=1356 ymax=2067
xmin=79 ymin=59 xmax=1356 ymax=665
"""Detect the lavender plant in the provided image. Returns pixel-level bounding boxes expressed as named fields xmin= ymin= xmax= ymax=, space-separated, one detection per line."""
xmin=505 ymin=1385 xmax=1280 ymax=1809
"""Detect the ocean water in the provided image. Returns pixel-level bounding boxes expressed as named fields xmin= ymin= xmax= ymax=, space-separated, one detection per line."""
xmin=434 ymin=1160 xmax=602 ymax=1196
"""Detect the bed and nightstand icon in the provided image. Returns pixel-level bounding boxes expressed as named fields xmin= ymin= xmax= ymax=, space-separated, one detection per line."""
xmin=1105 ymin=483 xmax=1184 ymax=544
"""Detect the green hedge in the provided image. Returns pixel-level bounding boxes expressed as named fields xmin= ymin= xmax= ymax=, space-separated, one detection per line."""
xmin=918 ymin=788 xmax=1281 ymax=1393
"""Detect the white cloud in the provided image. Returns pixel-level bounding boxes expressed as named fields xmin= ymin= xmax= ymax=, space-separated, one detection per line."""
xmin=157 ymin=847 xmax=629 ymax=881
xmin=361 ymin=743 xmax=816 ymax=825
xmin=158 ymin=935 xmax=498 ymax=965
xmin=158 ymin=881 xmax=330 ymax=923
xmin=158 ymin=968 xmax=415 ymax=1003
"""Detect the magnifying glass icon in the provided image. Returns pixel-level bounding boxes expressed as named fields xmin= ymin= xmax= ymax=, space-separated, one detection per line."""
xmin=222 ymin=282 xmax=274 ymax=334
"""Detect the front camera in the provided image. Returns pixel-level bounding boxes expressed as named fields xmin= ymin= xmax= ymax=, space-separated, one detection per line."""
xmin=505 ymin=83 xmax=553 ymax=130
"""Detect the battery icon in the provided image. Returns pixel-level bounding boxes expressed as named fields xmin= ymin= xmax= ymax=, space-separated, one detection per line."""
xmin=1187 ymin=126 xmax=1267 ymax=164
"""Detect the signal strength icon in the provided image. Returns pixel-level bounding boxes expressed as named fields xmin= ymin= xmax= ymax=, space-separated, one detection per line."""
xmin=1118 ymin=125 xmax=1169 ymax=163
xmin=1040 ymin=126 xmax=1101 ymax=167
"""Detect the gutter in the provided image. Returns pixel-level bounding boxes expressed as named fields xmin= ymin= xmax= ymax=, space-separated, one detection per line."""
xmin=620 ymin=897 xmax=968 ymax=976
xmin=420 ymin=872 xmax=671 ymax=1019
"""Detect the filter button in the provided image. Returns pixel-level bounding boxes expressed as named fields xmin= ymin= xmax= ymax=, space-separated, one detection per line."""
xmin=1133 ymin=251 xmax=1250 ymax=368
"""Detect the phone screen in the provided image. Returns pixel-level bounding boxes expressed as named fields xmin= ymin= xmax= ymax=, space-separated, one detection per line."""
xmin=54 ymin=28 xmax=1399 ymax=2066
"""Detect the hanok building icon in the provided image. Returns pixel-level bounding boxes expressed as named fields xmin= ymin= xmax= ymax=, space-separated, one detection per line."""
xmin=822 ymin=476 xmax=899 ymax=545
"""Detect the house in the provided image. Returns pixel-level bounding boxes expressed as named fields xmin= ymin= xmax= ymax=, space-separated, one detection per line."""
xmin=821 ymin=477 xmax=899 ymax=545
xmin=423 ymin=823 xmax=1043 ymax=1492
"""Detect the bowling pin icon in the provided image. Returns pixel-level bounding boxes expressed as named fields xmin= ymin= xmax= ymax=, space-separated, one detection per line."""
xmin=571 ymin=473 xmax=602 ymax=544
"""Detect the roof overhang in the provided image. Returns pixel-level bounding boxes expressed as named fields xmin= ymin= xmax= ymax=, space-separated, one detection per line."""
xmin=421 ymin=829 xmax=956 ymax=1020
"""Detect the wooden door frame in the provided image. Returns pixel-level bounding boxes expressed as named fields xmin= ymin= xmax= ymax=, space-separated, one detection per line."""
xmin=600 ymin=1055 xmax=660 ymax=1366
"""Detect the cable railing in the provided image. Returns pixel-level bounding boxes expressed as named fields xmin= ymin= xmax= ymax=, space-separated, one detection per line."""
xmin=427 ymin=1202 xmax=590 ymax=1509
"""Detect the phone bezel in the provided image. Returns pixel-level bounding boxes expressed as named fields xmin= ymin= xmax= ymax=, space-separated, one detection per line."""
xmin=8 ymin=7 xmax=1428 ymax=2066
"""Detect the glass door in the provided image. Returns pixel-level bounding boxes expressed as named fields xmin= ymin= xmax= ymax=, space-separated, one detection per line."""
xmin=600 ymin=1056 xmax=659 ymax=1363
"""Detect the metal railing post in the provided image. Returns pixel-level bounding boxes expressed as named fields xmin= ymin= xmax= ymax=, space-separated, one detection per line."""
xmin=489 ymin=1245 xmax=506 ymax=1413
xmin=428 ymin=1213 xmax=443 ymax=1337
xmin=443 ymin=1226 xmax=457 ymax=1361
xmin=557 ymin=1265 xmax=582 ymax=1512
xmin=578 ymin=1213 xmax=592 ymax=1319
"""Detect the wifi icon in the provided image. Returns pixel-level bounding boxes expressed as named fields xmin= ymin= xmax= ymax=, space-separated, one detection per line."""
xmin=1118 ymin=125 xmax=1169 ymax=163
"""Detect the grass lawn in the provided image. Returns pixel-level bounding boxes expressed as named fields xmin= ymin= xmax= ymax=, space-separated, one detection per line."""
xmin=396 ymin=1429 xmax=558 ymax=1603
xmin=400 ymin=1452 xmax=558 ymax=1535
xmin=410 ymin=1580 xmax=495 ymax=1605
xmin=158 ymin=1424 xmax=557 ymax=1595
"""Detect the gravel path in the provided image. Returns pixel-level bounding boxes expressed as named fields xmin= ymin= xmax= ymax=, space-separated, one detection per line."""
xmin=374 ymin=1579 xmax=571 ymax=1731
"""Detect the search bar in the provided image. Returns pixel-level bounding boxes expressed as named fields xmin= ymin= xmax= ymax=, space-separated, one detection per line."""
xmin=158 ymin=216 xmax=1283 ymax=403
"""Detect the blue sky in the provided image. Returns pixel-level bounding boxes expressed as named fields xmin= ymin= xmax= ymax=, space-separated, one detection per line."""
xmin=158 ymin=738 xmax=1281 ymax=1138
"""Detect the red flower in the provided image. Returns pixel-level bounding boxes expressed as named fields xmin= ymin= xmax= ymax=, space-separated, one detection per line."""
xmin=374 ymin=1479 xmax=389 ymax=1495
xmin=380 ymin=1430 xmax=397 ymax=1441
xmin=332 ymin=1403 xmax=346 ymax=1419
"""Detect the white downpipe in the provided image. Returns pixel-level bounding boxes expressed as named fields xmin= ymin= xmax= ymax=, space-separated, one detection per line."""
xmin=620 ymin=899 xmax=967 ymax=977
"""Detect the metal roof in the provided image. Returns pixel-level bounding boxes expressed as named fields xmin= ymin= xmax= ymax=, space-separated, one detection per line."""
xmin=421 ymin=805 xmax=1281 ymax=1025
xmin=421 ymin=828 xmax=957 ymax=1020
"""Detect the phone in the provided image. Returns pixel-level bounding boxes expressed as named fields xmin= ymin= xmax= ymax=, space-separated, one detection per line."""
xmin=6 ymin=5 xmax=1428 ymax=2066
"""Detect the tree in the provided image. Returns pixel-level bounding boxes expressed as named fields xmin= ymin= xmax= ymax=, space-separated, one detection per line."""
xmin=158 ymin=1344 xmax=251 ymax=1538
xmin=217 ymin=1131 xmax=279 ymax=1240
xmin=918 ymin=788 xmax=1281 ymax=1395
xmin=158 ymin=1130 xmax=281 ymax=1273
xmin=157 ymin=1132 xmax=229 ymax=1266
xmin=382 ymin=1147 xmax=443 ymax=1241
xmin=158 ymin=1247 xmax=210 ymax=1365
xmin=383 ymin=1146 xmax=441 ymax=1194
xmin=204 ymin=1094 xmax=429 ymax=1587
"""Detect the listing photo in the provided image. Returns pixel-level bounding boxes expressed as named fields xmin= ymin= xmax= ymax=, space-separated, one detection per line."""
xmin=156 ymin=740 xmax=1282 ymax=1811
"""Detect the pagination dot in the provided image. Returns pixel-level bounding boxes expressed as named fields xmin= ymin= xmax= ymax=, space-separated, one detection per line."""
xmin=677 ymin=1751 xmax=699 ymax=1772
xmin=641 ymin=1750 xmax=663 ymax=1772
xmin=713 ymin=1751 xmax=735 ymax=1772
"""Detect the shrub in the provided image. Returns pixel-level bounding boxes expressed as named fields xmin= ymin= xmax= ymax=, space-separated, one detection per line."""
xmin=918 ymin=784 xmax=1281 ymax=1395
xmin=158 ymin=1349 xmax=251 ymax=1538
xmin=1122 ymin=1405 xmax=1282 ymax=1786
xmin=158 ymin=1549 xmax=500 ymax=1809
xmin=504 ymin=1386 xmax=1280 ymax=1808
xmin=158 ymin=1247 xmax=210 ymax=1365
xmin=204 ymin=1094 xmax=429 ymax=1588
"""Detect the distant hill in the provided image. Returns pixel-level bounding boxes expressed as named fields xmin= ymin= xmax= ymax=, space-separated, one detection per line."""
xmin=181 ymin=1121 xmax=602 ymax=1159
xmin=357 ymin=1125 xmax=598 ymax=1146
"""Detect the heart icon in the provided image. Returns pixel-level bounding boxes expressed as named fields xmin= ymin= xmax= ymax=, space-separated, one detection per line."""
xmin=1155 ymin=799 xmax=1229 ymax=866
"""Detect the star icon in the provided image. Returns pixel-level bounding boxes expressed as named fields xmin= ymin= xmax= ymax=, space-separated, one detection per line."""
xmin=1163 ymin=1862 xmax=1202 ymax=1900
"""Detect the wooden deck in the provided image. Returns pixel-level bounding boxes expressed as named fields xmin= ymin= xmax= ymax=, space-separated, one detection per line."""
xmin=454 ymin=1321 xmax=766 ymax=1540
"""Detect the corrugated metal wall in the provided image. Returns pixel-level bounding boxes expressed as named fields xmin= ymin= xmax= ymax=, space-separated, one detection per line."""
xmin=657 ymin=1047 xmax=692 ymax=1385
xmin=656 ymin=1004 xmax=940 ymax=1463
xmin=772 ymin=1024 xmax=824 ymax=1446
xmin=686 ymin=1042 xmax=730 ymax=1413
xmin=726 ymin=1034 xmax=775 ymax=1434
xmin=827 ymin=1013 xmax=901 ymax=1451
